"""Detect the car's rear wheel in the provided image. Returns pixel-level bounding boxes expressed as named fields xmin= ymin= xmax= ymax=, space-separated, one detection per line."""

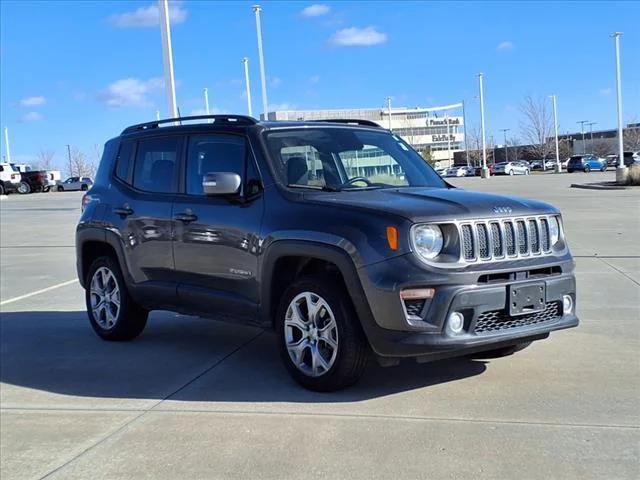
xmin=86 ymin=256 xmax=148 ymax=341
xmin=584 ymin=165 xmax=591 ymax=173
xmin=57 ymin=185 xmax=64 ymax=192
xmin=277 ymin=274 xmax=369 ymax=391
xmin=17 ymin=181 xmax=31 ymax=194
xmin=0 ymin=184 xmax=4 ymax=196
xmin=600 ymin=166 xmax=606 ymax=172
xmin=468 ymin=342 xmax=532 ymax=359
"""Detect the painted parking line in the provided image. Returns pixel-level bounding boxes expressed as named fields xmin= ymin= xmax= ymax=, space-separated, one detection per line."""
xmin=0 ymin=279 xmax=79 ymax=306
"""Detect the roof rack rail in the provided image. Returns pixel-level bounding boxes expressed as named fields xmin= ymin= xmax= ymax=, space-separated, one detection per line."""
xmin=121 ymin=115 xmax=258 ymax=134
xmin=315 ymin=119 xmax=382 ymax=128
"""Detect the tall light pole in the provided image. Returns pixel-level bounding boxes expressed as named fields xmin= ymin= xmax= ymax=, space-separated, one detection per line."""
xmin=478 ymin=73 xmax=489 ymax=178
xmin=550 ymin=94 xmax=561 ymax=173
xmin=577 ymin=120 xmax=588 ymax=154
xmin=499 ymin=128 xmax=510 ymax=163
xmin=612 ymin=32 xmax=627 ymax=182
xmin=156 ymin=110 xmax=161 ymax=121
xmin=445 ymin=112 xmax=452 ymax=167
xmin=242 ymin=57 xmax=253 ymax=117
xmin=66 ymin=144 xmax=72 ymax=177
xmin=158 ymin=0 xmax=178 ymax=119
xmin=252 ymin=5 xmax=268 ymax=119
xmin=587 ymin=121 xmax=597 ymax=152
xmin=3 ymin=127 xmax=11 ymax=163
xmin=386 ymin=96 xmax=393 ymax=130
xmin=203 ymin=88 xmax=210 ymax=115
xmin=462 ymin=100 xmax=469 ymax=166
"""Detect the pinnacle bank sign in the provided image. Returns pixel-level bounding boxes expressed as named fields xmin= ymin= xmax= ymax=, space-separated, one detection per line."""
xmin=427 ymin=118 xmax=461 ymax=126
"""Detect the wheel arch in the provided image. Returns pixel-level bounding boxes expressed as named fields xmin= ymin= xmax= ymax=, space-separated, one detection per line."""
xmin=76 ymin=227 xmax=132 ymax=289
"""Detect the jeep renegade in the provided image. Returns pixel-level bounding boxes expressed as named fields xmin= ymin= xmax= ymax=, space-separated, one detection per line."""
xmin=76 ymin=115 xmax=578 ymax=391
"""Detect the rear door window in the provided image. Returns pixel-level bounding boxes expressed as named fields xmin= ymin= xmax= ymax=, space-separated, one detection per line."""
xmin=133 ymin=136 xmax=182 ymax=194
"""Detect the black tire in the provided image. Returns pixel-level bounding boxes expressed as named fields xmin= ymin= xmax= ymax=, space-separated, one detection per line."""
xmin=584 ymin=165 xmax=591 ymax=173
xmin=600 ymin=166 xmax=606 ymax=172
xmin=85 ymin=255 xmax=148 ymax=341
xmin=468 ymin=342 xmax=532 ymax=359
xmin=276 ymin=273 xmax=369 ymax=391
xmin=0 ymin=183 xmax=4 ymax=196
xmin=43 ymin=186 xmax=50 ymax=193
xmin=81 ymin=184 xmax=88 ymax=191
xmin=57 ymin=185 xmax=64 ymax=192
xmin=17 ymin=181 xmax=31 ymax=194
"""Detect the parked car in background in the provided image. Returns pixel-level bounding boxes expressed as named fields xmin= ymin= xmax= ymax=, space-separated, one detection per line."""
xmin=57 ymin=176 xmax=93 ymax=191
xmin=609 ymin=151 xmax=640 ymax=168
xmin=566 ymin=155 xmax=606 ymax=173
xmin=493 ymin=161 xmax=530 ymax=175
xmin=435 ymin=166 xmax=447 ymax=176
xmin=474 ymin=164 xmax=494 ymax=176
xmin=11 ymin=163 xmax=50 ymax=194
xmin=605 ymin=154 xmax=618 ymax=168
xmin=0 ymin=162 xmax=22 ymax=195
xmin=444 ymin=166 xmax=474 ymax=177
xmin=531 ymin=159 xmax=555 ymax=171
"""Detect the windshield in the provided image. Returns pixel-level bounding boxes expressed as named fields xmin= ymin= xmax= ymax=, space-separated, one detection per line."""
xmin=264 ymin=127 xmax=446 ymax=190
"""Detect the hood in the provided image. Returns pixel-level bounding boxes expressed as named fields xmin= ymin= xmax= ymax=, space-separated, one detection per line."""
xmin=303 ymin=187 xmax=558 ymax=223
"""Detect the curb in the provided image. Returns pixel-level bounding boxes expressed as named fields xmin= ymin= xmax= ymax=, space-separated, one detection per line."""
xmin=570 ymin=183 xmax=628 ymax=191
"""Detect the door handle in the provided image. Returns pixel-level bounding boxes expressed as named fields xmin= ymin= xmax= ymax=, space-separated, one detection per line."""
xmin=113 ymin=204 xmax=134 ymax=217
xmin=175 ymin=211 xmax=198 ymax=223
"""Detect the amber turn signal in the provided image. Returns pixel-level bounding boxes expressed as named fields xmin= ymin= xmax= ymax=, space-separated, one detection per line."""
xmin=386 ymin=226 xmax=399 ymax=251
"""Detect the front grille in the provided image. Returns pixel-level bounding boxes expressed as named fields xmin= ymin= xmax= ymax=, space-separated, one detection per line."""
xmin=458 ymin=216 xmax=554 ymax=263
xmin=404 ymin=299 xmax=425 ymax=317
xmin=474 ymin=301 xmax=561 ymax=334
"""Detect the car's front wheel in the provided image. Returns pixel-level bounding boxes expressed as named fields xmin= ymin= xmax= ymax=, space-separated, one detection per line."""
xmin=277 ymin=274 xmax=369 ymax=391
xmin=86 ymin=256 xmax=148 ymax=341
xmin=584 ymin=165 xmax=591 ymax=173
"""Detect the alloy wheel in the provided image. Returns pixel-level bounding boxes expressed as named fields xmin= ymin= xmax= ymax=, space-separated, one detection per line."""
xmin=90 ymin=267 xmax=121 ymax=329
xmin=284 ymin=291 xmax=339 ymax=377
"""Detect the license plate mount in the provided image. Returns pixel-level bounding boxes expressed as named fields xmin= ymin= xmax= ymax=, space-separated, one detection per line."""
xmin=508 ymin=282 xmax=546 ymax=316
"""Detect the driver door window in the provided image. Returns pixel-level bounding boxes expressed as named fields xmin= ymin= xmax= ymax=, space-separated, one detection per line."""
xmin=186 ymin=134 xmax=247 ymax=195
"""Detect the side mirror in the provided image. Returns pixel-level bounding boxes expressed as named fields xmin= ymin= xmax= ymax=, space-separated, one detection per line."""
xmin=202 ymin=172 xmax=241 ymax=196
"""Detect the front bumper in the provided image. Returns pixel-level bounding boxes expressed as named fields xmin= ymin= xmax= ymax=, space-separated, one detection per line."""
xmin=356 ymin=253 xmax=579 ymax=359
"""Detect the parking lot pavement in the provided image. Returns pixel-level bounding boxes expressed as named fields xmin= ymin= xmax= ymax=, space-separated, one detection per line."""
xmin=1 ymin=178 xmax=639 ymax=479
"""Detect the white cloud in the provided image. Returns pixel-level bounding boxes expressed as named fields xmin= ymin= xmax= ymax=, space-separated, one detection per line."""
xmin=99 ymin=77 xmax=163 ymax=107
xmin=497 ymin=41 xmax=515 ymax=51
xmin=599 ymin=88 xmax=612 ymax=96
xmin=21 ymin=112 xmax=43 ymax=122
xmin=20 ymin=96 xmax=46 ymax=107
xmin=109 ymin=1 xmax=187 ymax=28
xmin=329 ymin=27 xmax=387 ymax=47
xmin=301 ymin=4 xmax=330 ymax=17
xmin=269 ymin=102 xmax=297 ymax=111
xmin=309 ymin=75 xmax=320 ymax=84
xmin=269 ymin=76 xmax=282 ymax=88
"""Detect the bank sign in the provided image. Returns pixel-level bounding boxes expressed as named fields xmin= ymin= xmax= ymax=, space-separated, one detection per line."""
xmin=428 ymin=118 xmax=460 ymax=126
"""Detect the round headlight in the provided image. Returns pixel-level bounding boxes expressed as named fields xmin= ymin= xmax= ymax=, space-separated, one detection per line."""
xmin=412 ymin=224 xmax=444 ymax=260
xmin=549 ymin=216 xmax=560 ymax=245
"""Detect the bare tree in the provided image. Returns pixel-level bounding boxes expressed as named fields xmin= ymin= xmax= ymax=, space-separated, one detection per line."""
xmin=592 ymin=139 xmax=612 ymax=158
xmin=558 ymin=139 xmax=573 ymax=160
xmin=519 ymin=96 xmax=554 ymax=159
xmin=35 ymin=149 xmax=56 ymax=170
xmin=623 ymin=121 xmax=640 ymax=151
xmin=67 ymin=146 xmax=97 ymax=178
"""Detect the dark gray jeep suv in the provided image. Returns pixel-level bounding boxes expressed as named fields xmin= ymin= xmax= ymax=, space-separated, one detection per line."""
xmin=76 ymin=115 xmax=578 ymax=391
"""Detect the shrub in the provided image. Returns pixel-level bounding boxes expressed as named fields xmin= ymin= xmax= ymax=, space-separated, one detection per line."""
xmin=627 ymin=164 xmax=640 ymax=186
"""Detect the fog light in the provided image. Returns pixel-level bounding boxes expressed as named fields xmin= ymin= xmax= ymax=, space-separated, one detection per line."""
xmin=562 ymin=295 xmax=573 ymax=315
xmin=447 ymin=311 xmax=464 ymax=334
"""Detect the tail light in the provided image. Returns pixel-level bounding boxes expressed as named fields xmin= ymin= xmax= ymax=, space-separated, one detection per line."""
xmin=11 ymin=174 xmax=19 ymax=180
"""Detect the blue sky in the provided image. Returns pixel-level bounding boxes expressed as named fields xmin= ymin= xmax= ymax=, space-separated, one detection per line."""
xmin=1 ymin=0 xmax=638 ymax=168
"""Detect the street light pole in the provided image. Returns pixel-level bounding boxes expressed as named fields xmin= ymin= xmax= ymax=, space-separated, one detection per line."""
xmin=577 ymin=120 xmax=588 ymax=154
xmin=158 ymin=0 xmax=178 ymax=119
xmin=462 ymin=100 xmax=469 ymax=167
xmin=499 ymin=128 xmax=510 ymax=163
xmin=242 ymin=57 xmax=253 ymax=117
xmin=252 ymin=5 xmax=269 ymax=120
xmin=3 ymin=127 xmax=11 ymax=163
xmin=587 ymin=122 xmax=597 ymax=152
xmin=386 ymin=96 xmax=392 ymax=131
xmin=478 ymin=73 xmax=489 ymax=178
xmin=445 ymin=112 xmax=452 ymax=167
xmin=203 ymin=88 xmax=210 ymax=115
xmin=550 ymin=94 xmax=561 ymax=173
xmin=612 ymin=32 xmax=627 ymax=182
xmin=66 ymin=144 xmax=72 ymax=177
